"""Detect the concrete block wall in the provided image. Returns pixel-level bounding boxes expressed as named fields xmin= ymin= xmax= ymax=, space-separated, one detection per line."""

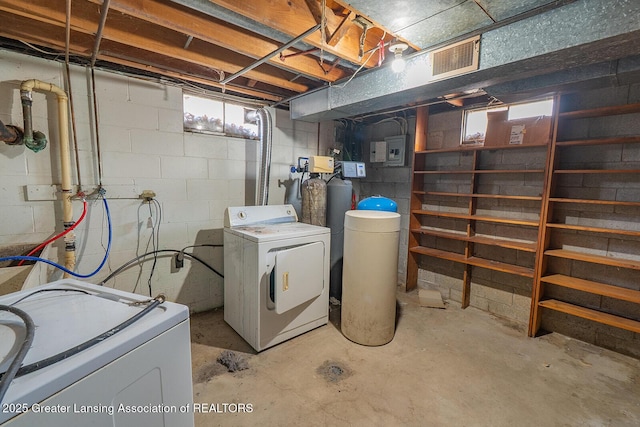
xmin=354 ymin=117 xmax=415 ymax=286
xmin=0 ymin=50 xmax=330 ymax=312
xmin=542 ymin=84 xmax=640 ymax=357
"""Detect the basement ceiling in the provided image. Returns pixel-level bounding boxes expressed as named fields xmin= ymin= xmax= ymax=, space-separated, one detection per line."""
xmin=0 ymin=0 xmax=574 ymax=106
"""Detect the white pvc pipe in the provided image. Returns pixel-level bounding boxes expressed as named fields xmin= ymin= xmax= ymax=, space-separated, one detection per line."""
xmin=20 ymin=79 xmax=75 ymax=276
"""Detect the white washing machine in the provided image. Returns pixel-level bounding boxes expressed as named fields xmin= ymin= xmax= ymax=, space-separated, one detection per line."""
xmin=0 ymin=279 xmax=194 ymax=426
xmin=224 ymin=204 xmax=330 ymax=352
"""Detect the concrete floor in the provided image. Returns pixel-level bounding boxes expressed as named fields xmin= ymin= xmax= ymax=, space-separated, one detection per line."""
xmin=189 ymin=291 xmax=640 ymax=426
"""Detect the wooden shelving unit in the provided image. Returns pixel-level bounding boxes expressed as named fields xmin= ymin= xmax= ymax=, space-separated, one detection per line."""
xmin=529 ymin=99 xmax=640 ymax=336
xmin=406 ymin=106 xmax=549 ymax=308
xmin=407 ymin=100 xmax=640 ymax=341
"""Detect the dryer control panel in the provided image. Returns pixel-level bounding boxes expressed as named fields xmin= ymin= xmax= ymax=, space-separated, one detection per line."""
xmin=225 ymin=204 xmax=298 ymax=228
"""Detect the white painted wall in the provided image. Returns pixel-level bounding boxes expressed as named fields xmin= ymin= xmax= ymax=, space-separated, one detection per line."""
xmin=0 ymin=49 xmax=332 ymax=312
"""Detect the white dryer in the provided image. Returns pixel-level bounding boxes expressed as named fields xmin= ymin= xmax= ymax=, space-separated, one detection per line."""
xmin=224 ymin=204 xmax=330 ymax=352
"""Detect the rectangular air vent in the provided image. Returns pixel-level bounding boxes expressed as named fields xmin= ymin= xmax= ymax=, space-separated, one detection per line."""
xmin=429 ymin=36 xmax=480 ymax=80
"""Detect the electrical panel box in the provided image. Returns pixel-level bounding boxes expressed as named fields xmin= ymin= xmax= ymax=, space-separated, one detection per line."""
xmin=383 ymin=135 xmax=406 ymax=167
xmin=342 ymin=161 xmax=366 ymax=178
xmin=309 ymin=156 xmax=334 ymax=173
xmin=370 ymin=140 xmax=387 ymax=163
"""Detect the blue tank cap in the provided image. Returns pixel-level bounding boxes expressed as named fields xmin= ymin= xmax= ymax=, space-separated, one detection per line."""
xmin=357 ymin=196 xmax=398 ymax=212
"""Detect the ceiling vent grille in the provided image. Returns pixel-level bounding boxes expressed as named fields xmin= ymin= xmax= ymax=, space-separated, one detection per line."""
xmin=430 ymin=36 xmax=480 ymax=80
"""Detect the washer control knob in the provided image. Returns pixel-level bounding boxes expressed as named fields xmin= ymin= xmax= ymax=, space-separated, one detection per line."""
xmin=238 ymin=211 xmax=247 ymax=220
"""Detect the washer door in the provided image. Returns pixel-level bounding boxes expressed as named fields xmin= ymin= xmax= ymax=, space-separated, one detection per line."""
xmin=273 ymin=242 xmax=325 ymax=314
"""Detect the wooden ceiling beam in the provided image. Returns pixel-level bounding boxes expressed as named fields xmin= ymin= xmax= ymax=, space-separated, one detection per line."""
xmin=0 ymin=21 xmax=284 ymax=102
xmin=86 ymin=0 xmax=347 ymax=82
xmin=331 ymin=0 xmax=421 ymax=51
xmin=206 ymin=0 xmax=378 ymax=66
xmin=98 ymin=51 xmax=285 ymax=101
xmin=0 ymin=0 xmax=309 ymax=93
xmin=326 ymin=11 xmax=355 ymax=47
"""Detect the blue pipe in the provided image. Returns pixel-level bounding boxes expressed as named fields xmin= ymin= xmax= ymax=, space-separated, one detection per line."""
xmin=0 ymin=197 xmax=112 ymax=278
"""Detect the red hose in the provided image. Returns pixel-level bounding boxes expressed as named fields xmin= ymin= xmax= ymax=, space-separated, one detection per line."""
xmin=17 ymin=200 xmax=88 ymax=266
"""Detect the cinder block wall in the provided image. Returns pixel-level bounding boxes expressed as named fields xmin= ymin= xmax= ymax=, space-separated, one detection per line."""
xmin=542 ymin=86 xmax=640 ymax=357
xmin=0 ymin=50 xmax=331 ymax=312
xmin=354 ymin=117 xmax=416 ymax=286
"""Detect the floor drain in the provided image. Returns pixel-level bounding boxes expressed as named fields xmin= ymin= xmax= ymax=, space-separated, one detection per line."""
xmin=329 ymin=365 xmax=343 ymax=376
xmin=317 ymin=360 xmax=351 ymax=383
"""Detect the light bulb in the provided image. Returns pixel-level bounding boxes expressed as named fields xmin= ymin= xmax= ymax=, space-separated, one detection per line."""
xmin=388 ymin=41 xmax=408 ymax=73
xmin=391 ymin=54 xmax=406 ymax=73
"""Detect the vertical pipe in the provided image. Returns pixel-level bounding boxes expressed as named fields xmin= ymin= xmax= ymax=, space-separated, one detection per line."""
xmin=20 ymin=79 xmax=75 ymax=276
xmin=254 ymin=108 xmax=272 ymax=206
xmin=20 ymin=91 xmax=33 ymax=145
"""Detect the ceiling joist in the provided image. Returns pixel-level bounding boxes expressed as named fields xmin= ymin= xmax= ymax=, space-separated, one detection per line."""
xmin=0 ymin=0 xmax=412 ymax=102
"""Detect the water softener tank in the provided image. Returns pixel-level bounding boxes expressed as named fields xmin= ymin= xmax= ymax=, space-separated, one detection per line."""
xmin=301 ymin=174 xmax=327 ymax=226
xmin=326 ymin=178 xmax=353 ymax=300
xmin=341 ymin=209 xmax=401 ymax=346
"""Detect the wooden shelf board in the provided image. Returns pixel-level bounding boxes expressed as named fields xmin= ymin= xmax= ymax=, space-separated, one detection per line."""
xmin=541 ymin=274 xmax=640 ymax=303
xmin=415 ymin=169 xmax=543 ymax=175
xmin=415 ymin=170 xmax=473 ymax=174
xmin=538 ymin=299 xmax=640 ymax=334
xmin=470 ymin=236 xmax=537 ymax=252
xmin=546 ymin=223 xmax=640 ymax=237
xmin=415 ymin=143 xmax=549 ymax=154
xmin=412 ymin=210 xmax=539 ymax=226
xmin=549 ymin=198 xmax=640 ymax=207
xmin=415 ymin=191 xmax=541 ymax=201
xmin=409 ymin=246 xmax=534 ymax=277
xmin=411 ymin=228 xmax=537 ymax=252
xmin=545 ymin=249 xmax=640 ymax=270
xmin=555 ymin=136 xmax=640 ymax=147
xmin=475 ymin=169 xmax=544 ymax=174
xmin=559 ymin=103 xmax=640 ymax=119
xmin=424 ymin=191 xmax=542 ymax=201
xmin=554 ymin=169 xmax=640 ymax=174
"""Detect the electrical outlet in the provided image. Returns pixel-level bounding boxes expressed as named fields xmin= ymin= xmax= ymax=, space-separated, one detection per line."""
xmin=140 ymin=189 xmax=156 ymax=203
xmin=174 ymin=253 xmax=184 ymax=269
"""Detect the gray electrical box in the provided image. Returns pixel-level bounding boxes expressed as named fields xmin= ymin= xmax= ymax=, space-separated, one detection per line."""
xmin=384 ymin=135 xmax=406 ymax=167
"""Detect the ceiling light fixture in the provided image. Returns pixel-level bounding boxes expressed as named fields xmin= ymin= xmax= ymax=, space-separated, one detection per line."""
xmin=389 ymin=41 xmax=408 ymax=73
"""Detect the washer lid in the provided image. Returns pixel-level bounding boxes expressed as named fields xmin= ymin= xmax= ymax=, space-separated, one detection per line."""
xmin=0 ymin=279 xmax=189 ymax=423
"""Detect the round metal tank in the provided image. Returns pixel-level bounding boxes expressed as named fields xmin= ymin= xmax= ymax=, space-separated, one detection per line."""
xmin=301 ymin=176 xmax=327 ymax=226
xmin=341 ymin=210 xmax=401 ymax=346
xmin=326 ymin=178 xmax=353 ymax=300
xmin=357 ymin=195 xmax=398 ymax=212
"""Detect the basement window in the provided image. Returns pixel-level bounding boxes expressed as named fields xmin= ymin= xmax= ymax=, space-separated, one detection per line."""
xmin=462 ymin=98 xmax=553 ymax=145
xmin=183 ymin=94 xmax=259 ymax=139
